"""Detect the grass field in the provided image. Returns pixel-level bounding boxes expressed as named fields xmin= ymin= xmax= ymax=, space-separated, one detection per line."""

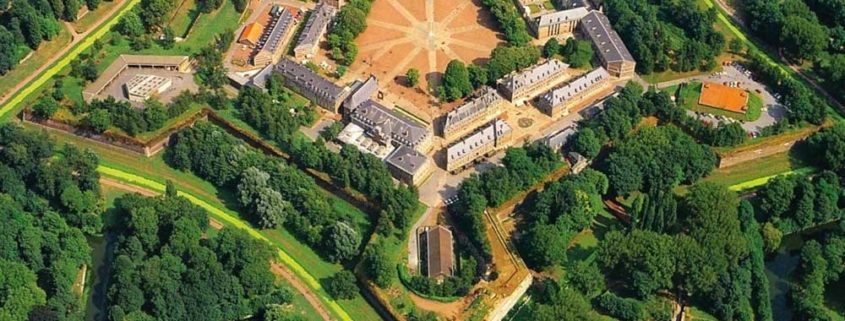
xmin=0 ymin=25 xmax=72 ymax=100
xmin=670 ymin=81 xmax=763 ymax=121
xmin=73 ymin=0 xmax=125 ymax=33
xmin=167 ymin=0 xmax=200 ymax=37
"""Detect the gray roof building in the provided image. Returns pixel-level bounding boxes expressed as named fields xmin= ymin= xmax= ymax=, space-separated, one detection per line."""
xmin=350 ymin=100 xmax=431 ymax=149
xmin=274 ymin=58 xmax=347 ymax=110
xmin=543 ymin=126 xmax=576 ymax=151
xmin=539 ymin=67 xmax=610 ymax=108
xmin=344 ymin=75 xmax=378 ymax=113
xmin=294 ymin=2 xmax=336 ymax=58
xmin=580 ymin=11 xmax=634 ymax=64
xmin=499 ymin=59 xmax=569 ymax=102
xmin=444 ymin=86 xmax=504 ymax=132
xmin=447 ymin=119 xmax=512 ymax=163
xmin=260 ymin=8 xmax=294 ymax=56
xmin=385 ymin=145 xmax=429 ymax=179
xmin=537 ymin=7 xmax=589 ymax=28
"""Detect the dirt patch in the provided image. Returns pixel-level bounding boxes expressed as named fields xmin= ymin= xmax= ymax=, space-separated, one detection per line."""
xmin=349 ymin=0 xmax=502 ymax=118
xmin=99 ymin=177 xmax=159 ymax=197
xmin=270 ymin=262 xmax=333 ymax=321
xmin=408 ymin=291 xmax=465 ymax=319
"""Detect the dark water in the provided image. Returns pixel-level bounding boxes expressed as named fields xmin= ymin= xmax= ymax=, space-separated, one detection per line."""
xmin=764 ymin=235 xmax=801 ymax=321
xmin=84 ymin=234 xmax=115 ymax=321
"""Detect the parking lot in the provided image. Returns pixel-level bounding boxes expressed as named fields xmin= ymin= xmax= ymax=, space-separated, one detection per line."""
xmin=673 ymin=62 xmax=787 ymax=135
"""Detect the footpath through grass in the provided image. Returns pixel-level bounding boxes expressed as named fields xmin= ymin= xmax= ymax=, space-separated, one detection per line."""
xmin=0 ymin=0 xmax=140 ymax=121
xmin=0 ymin=26 xmax=72 ymax=98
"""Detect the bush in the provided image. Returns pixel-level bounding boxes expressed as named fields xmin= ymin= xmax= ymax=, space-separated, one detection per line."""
xmin=325 ymin=271 xmax=358 ymax=300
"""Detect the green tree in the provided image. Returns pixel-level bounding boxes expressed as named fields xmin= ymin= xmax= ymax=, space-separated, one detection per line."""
xmin=729 ymin=38 xmax=744 ymax=54
xmin=761 ymin=222 xmax=783 ymax=254
xmin=160 ymin=27 xmax=175 ymax=49
xmin=32 ymin=96 xmax=59 ymax=119
xmin=325 ymin=271 xmax=358 ymax=300
xmin=406 ymin=68 xmax=420 ymax=87
xmin=543 ymin=38 xmax=560 ymax=58
xmin=140 ymin=0 xmax=174 ymax=31
xmin=0 ymin=27 xmax=17 ymax=75
xmin=779 ymin=15 xmax=828 ymax=61
xmin=571 ymin=128 xmax=601 ymax=158
xmin=442 ymin=59 xmax=473 ymax=101
xmin=467 ymin=64 xmax=488 ymax=89
xmin=323 ymin=221 xmax=359 ymax=263
xmin=86 ymin=108 xmax=111 ymax=132
xmin=520 ymin=224 xmax=571 ymax=269
xmin=0 ymin=260 xmax=47 ymax=321
xmin=363 ymin=241 xmax=393 ymax=288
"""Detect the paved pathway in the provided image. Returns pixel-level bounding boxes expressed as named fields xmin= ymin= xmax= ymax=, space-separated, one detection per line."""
xmin=0 ymin=0 xmax=129 ymax=106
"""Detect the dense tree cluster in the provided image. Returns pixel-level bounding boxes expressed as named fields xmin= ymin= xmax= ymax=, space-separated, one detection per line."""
xmin=449 ymin=143 xmax=561 ymax=259
xmin=604 ymin=0 xmax=724 ymax=74
xmin=600 ymin=125 xmax=716 ymax=195
xmin=74 ymin=90 xmax=196 ymax=135
xmin=788 ymin=223 xmax=845 ymax=321
xmin=522 ymin=280 xmax=602 ymax=321
xmin=756 ymin=171 xmax=844 ymax=234
xmin=362 ymin=240 xmax=394 ymax=288
xmin=327 ymin=0 xmax=373 ymax=65
xmin=743 ymin=53 xmax=827 ymax=124
xmin=517 ymin=169 xmax=607 ymax=269
xmin=166 ymin=122 xmax=363 ymax=263
xmin=0 ymin=123 xmax=101 ymax=321
xmin=0 ymin=0 xmax=97 ymax=75
xmin=560 ymin=38 xmax=594 ymax=69
xmin=234 ymin=87 xmax=419 ymax=235
xmin=594 ymin=293 xmax=672 ymax=321
xmin=599 ymin=183 xmax=761 ymax=321
xmin=743 ymin=0 xmax=845 ymax=102
xmin=105 ymin=193 xmax=296 ymax=321
xmin=479 ymin=0 xmax=530 ymax=45
xmin=806 ymin=122 xmax=845 ymax=172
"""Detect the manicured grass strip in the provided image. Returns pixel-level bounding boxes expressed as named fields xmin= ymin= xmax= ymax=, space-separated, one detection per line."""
xmin=0 ymin=0 xmax=141 ymax=121
xmin=96 ymin=165 xmax=354 ymax=321
xmin=0 ymin=26 xmax=72 ymax=97
xmin=728 ymin=166 xmax=815 ymax=191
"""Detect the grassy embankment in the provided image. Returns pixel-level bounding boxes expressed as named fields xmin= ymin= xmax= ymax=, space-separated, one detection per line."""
xmin=0 ymin=25 xmax=72 ymax=98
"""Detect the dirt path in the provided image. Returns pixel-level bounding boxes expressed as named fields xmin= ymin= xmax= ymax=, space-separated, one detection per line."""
xmin=408 ymin=291 xmax=463 ymax=319
xmin=270 ymin=262 xmax=334 ymax=321
xmin=0 ymin=0 xmax=128 ymax=105
xmin=100 ymin=176 xmax=159 ymax=196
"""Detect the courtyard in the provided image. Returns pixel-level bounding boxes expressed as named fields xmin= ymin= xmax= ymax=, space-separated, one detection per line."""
xmin=346 ymin=0 xmax=503 ymax=120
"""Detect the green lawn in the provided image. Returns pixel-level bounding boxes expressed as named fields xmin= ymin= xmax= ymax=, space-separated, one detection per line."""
xmin=0 ymin=25 xmax=72 ymax=101
xmin=73 ymin=0 xmax=125 ymax=33
xmin=167 ymin=0 xmax=200 ymax=37
xmin=669 ymin=81 xmax=763 ymax=121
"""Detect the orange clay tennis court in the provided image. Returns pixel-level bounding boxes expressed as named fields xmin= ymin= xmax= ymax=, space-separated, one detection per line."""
xmin=698 ymin=82 xmax=750 ymax=113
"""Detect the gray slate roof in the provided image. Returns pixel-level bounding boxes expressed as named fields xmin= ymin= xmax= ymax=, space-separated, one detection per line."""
xmin=580 ymin=10 xmax=634 ymax=63
xmin=539 ymin=67 xmax=610 ymax=107
xmin=295 ymin=2 xmax=336 ymax=52
xmin=275 ymin=58 xmax=345 ymax=103
xmin=350 ymin=100 xmax=430 ymax=148
xmin=444 ymin=86 xmax=503 ymax=131
xmin=260 ymin=7 xmax=294 ymax=55
xmin=543 ymin=126 xmax=576 ymax=150
xmin=537 ymin=7 xmax=589 ymax=27
xmin=447 ymin=119 xmax=511 ymax=161
xmin=345 ymin=75 xmax=377 ymax=112
xmin=386 ymin=145 xmax=429 ymax=176
xmin=500 ymin=59 xmax=569 ymax=94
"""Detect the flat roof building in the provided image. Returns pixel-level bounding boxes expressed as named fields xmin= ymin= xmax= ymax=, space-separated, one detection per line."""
xmin=350 ymin=100 xmax=432 ymax=152
xmin=82 ymin=55 xmax=191 ymax=103
xmin=124 ymin=74 xmax=172 ymax=102
xmin=443 ymin=86 xmax=507 ymax=143
xmin=498 ymin=59 xmax=570 ymax=105
xmin=580 ymin=11 xmax=636 ymax=78
xmin=537 ymin=67 xmax=611 ymax=117
xmin=274 ymin=58 xmax=349 ymax=112
xmin=294 ymin=2 xmax=336 ymax=59
xmin=446 ymin=119 xmax=513 ymax=173
xmin=423 ymin=225 xmax=454 ymax=279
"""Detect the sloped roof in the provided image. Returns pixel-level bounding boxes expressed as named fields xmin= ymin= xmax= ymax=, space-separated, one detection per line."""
xmin=501 ymin=59 xmax=569 ymax=93
xmin=539 ymin=67 xmax=610 ymax=107
xmin=444 ymin=86 xmax=504 ymax=131
xmin=426 ymin=226 xmax=454 ymax=278
xmin=239 ymin=22 xmax=264 ymax=45
xmin=537 ymin=7 xmax=589 ymax=27
xmin=580 ymin=11 xmax=634 ymax=63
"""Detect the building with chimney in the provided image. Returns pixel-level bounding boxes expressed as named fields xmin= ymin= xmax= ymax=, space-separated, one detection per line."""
xmin=446 ymin=119 xmax=513 ymax=173
xmin=294 ymin=2 xmax=336 ymax=59
xmin=273 ymin=58 xmax=350 ymax=112
xmin=498 ymin=59 xmax=570 ymax=105
xmin=537 ymin=67 xmax=611 ymax=117
xmin=579 ymin=11 xmax=636 ymax=78
xmin=442 ymin=86 xmax=507 ymax=143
